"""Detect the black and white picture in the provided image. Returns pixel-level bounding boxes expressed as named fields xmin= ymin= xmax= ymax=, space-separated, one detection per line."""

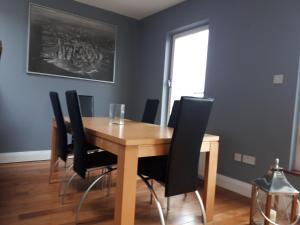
xmin=27 ymin=4 xmax=116 ymax=83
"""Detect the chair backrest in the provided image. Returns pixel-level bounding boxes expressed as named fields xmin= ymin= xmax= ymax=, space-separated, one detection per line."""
xmin=168 ymin=100 xmax=180 ymax=128
xmin=65 ymin=90 xmax=87 ymax=178
xmin=165 ymin=97 xmax=214 ymax=197
xmin=49 ymin=92 xmax=68 ymax=162
xmin=141 ymin=99 xmax=159 ymax=124
xmin=78 ymin=95 xmax=94 ymax=117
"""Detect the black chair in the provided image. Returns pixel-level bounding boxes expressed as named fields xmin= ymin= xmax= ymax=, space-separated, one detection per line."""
xmin=49 ymin=92 xmax=73 ymax=183
xmin=148 ymin=99 xmax=181 ymax=206
xmin=138 ymin=97 xmax=214 ymax=225
xmin=147 ymin=100 xmax=180 ymax=204
xmin=168 ymin=100 xmax=180 ymax=128
xmin=78 ymin=95 xmax=94 ymax=117
xmin=141 ymin=99 xmax=160 ymax=124
xmin=65 ymin=90 xmax=117 ymax=223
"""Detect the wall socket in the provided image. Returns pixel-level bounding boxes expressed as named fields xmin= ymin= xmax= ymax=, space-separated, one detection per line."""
xmin=242 ymin=154 xmax=256 ymax=166
xmin=234 ymin=153 xmax=242 ymax=162
xmin=273 ymin=74 xmax=284 ymax=84
xmin=234 ymin=153 xmax=256 ymax=166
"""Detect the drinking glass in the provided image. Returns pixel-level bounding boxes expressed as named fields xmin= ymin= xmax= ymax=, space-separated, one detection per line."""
xmin=109 ymin=103 xmax=125 ymax=125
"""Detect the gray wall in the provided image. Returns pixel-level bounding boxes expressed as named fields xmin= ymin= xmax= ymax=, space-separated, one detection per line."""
xmin=128 ymin=0 xmax=300 ymax=187
xmin=0 ymin=0 xmax=139 ymax=152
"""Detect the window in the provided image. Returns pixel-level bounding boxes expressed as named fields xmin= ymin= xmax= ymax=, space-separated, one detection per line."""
xmin=166 ymin=25 xmax=209 ymax=117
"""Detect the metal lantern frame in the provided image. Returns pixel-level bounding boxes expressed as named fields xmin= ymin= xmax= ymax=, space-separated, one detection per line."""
xmin=250 ymin=159 xmax=300 ymax=225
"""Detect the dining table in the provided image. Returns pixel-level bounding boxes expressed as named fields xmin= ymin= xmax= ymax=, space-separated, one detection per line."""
xmin=49 ymin=117 xmax=219 ymax=225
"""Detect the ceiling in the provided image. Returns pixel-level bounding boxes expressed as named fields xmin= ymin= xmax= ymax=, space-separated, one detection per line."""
xmin=74 ymin=0 xmax=186 ymax=20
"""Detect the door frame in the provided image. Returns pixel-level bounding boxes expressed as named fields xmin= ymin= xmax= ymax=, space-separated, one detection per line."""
xmin=160 ymin=21 xmax=210 ymax=126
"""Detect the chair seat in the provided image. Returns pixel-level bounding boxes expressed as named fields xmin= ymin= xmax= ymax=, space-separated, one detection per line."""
xmin=85 ymin=143 xmax=99 ymax=151
xmin=86 ymin=151 xmax=117 ymax=169
xmin=66 ymin=142 xmax=100 ymax=155
xmin=138 ymin=156 xmax=168 ymax=183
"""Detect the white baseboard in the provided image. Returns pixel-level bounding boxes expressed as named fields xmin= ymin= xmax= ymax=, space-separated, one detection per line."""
xmin=0 ymin=150 xmax=51 ymax=163
xmin=216 ymin=174 xmax=252 ymax=198
xmin=198 ymin=153 xmax=252 ymax=198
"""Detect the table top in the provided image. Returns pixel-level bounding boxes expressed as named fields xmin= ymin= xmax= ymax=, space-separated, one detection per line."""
xmin=64 ymin=117 xmax=219 ymax=146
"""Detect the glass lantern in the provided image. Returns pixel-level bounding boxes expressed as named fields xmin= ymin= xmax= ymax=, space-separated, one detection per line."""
xmin=250 ymin=159 xmax=300 ymax=225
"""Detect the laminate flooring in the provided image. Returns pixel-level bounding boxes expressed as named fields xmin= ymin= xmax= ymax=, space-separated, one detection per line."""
xmin=0 ymin=161 xmax=251 ymax=225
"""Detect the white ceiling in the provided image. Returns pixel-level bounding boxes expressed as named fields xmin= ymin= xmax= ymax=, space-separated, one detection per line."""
xmin=74 ymin=0 xmax=186 ymax=20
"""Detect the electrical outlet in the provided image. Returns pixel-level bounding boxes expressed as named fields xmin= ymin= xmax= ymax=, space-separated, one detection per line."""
xmin=242 ymin=155 xmax=256 ymax=166
xmin=234 ymin=153 xmax=242 ymax=162
xmin=273 ymin=74 xmax=284 ymax=84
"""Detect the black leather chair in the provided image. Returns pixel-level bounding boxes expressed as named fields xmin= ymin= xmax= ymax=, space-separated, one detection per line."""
xmin=78 ymin=95 xmax=94 ymax=117
xmin=168 ymin=100 xmax=180 ymax=128
xmin=141 ymin=99 xmax=159 ymax=124
xmin=148 ymin=100 xmax=180 ymax=205
xmin=65 ymin=90 xmax=117 ymax=223
xmin=49 ymin=92 xmax=73 ymax=183
xmin=138 ymin=97 xmax=214 ymax=225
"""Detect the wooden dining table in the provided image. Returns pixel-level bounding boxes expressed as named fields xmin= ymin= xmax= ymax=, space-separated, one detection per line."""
xmin=49 ymin=117 xmax=219 ymax=225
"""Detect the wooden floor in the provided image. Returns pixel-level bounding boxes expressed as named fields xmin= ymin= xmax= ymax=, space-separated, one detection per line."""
xmin=0 ymin=161 xmax=251 ymax=225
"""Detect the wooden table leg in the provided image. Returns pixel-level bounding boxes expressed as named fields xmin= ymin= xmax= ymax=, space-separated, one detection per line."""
xmin=264 ymin=195 xmax=272 ymax=225
xmin=49 ymin=120 xmax=58 ymax=183
xmin=114 ymin=146 xmax=139 ymax=225
xmin=290 ymin=195 xmax=298 ymax=223
xmin=250 ymin=185 xmax=257 ymax=225
xmin=203 ymin=141 xmax=219 ymax=222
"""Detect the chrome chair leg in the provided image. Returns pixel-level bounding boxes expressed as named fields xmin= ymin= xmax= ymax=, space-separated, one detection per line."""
xmin=150 ymin=179 xmax=153 ymax=204
xmin=66 ymin=155 xmax=74 ymax=167
xmin=139 ymin=174 xmax=166 ymax=225
xmin=195 ymin=190 xmax=207 ymax=225
xmin=76 ymin=168 xmax=116 ymax=224
xmin=102 ymin=168 xmax=106 ymax=190
xmin=107 ymin=170 xmax=112 ymax=196
xmin=49 ymin=159 xmax=60 ymax=183
xmin=64 ymin=157 xmax=68 ymax=169
xmin=167 ymin=197 xmax=170 ymax=211
xmin=61 ymin=172 xmax=77 ymax=204
xmin=106 ymin=166 xmax=114 ymax=196
xmin=59 ymin=163 xmax=73 ymax=196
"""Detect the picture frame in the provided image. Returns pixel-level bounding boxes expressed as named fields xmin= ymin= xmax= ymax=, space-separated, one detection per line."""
xmin=27 ymin=3 xmax=117 ymax=83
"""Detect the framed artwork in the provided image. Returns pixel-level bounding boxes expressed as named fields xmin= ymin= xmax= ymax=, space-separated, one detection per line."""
xmin=27 ymin=4 xmax=117 ymax=83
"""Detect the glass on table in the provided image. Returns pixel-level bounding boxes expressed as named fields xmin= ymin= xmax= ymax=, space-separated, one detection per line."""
xmin=109 ymin=103 xmax=125 ymax=125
